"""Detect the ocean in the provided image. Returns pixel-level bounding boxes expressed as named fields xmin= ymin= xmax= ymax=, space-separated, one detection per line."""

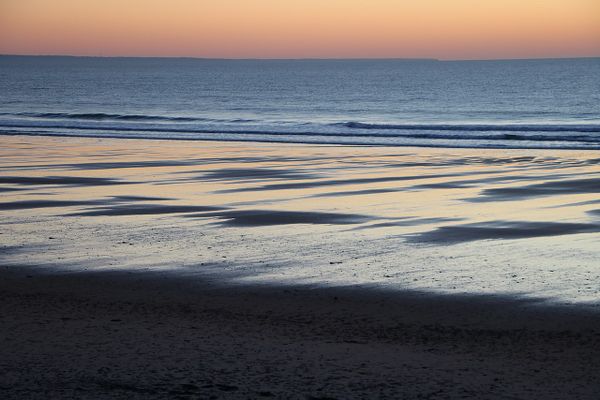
xmin=1 ymin=55 xmax=599 ymax=149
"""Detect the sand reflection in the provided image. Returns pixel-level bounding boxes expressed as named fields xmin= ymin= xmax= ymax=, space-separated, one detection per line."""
xmin=1 ymin=136 xmax=599 ymax=303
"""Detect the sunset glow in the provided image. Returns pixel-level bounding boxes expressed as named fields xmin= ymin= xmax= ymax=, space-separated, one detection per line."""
xmin=1 ymin=0 xmax=599 ymax=59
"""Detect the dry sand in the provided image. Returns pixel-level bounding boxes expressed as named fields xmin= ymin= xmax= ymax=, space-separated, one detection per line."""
xmin=1 ymin=266 xmax=600 ymax=399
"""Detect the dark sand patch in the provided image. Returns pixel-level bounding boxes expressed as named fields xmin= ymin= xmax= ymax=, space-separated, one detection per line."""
xmin=0 ymin=199 xmax=107 ymax=211
xmin=70 ymin=204 xmax=225 ymax=216
xmin=410 ymin=220 xmax=600 ymax=244
xmin=411 ymin=173 xmax=583 ymax=191
xmin=33 ymin=156 xmax=338 ymax=172
xmin=379 ymin=156 xmax=555 ymax=169
xmin=189 ymin=209 xmax=372 ymax=227
xmin=0 ymin=245 xmax=41 ymax=256
xmin=309 ymin=173 xmax=570 ymax=197
xmin=198 ymin=167 xmax=318 ymax=181
xmin=66 ymin=202 xmax=370 ymax=225
xmin=414 ymin=181 xmax=474 ymax=189
xmin=310 ymin=188 xmax=401 ymax=197
xmin=353 ymin=217 xmax=464 ymax=230
xmin=468 ymin=177 xmax=600 ymax=202
xmin=551 ymin=199 xmax=600 ymax=208
xmin=60 ymin=160 xmax=200 ymax=170
xmin=217 ymin=173 xmax=459 ymax=193
xmin=0 ymin=176 xmax=130 ymax=186
xmin=0 ymin=196 xmax=172 ymax=211
xmin=111 ymin=195 xmax=172 ymax=202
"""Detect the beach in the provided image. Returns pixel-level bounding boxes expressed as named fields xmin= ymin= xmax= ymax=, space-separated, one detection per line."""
xmin=1 ymin=135 xmax=599 ymax=398
xmin=2 ymin=266 xmax=600 ymax=399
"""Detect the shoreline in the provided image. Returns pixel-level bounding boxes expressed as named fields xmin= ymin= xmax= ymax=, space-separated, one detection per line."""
xmin=2 ymin=131 xmax=600 ymax=152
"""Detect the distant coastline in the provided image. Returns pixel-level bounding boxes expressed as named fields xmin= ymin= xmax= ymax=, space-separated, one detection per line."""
xmin=1 ymin=53 xmax=599 ymax=62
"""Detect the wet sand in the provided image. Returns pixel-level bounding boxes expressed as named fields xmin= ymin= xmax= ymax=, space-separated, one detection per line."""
xmin=1 ymin=135 xmax=600 ymax=398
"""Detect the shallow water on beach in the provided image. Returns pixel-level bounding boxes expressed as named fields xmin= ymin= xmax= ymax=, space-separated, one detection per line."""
xmin=1 ymin=136 xmax=599 ymax=304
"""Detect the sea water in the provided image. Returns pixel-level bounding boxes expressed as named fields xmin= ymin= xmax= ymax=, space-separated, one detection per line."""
xmin=1 ymin=56 xmax=599 ymax=149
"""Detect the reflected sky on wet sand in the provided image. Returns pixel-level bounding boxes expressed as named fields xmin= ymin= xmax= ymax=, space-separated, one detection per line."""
xmin=1 ymin=136 xmax=599 ymax=304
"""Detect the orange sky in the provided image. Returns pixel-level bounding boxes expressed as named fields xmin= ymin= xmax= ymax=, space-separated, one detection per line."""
xmin=1 ymin=0 xmax=599 ymax=59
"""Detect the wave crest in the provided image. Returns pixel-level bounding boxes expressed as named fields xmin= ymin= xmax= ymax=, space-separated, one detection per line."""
xmin=0 ymin=112 xmax=256 ymax=124
xmin=339 ymin=121 xmax=600 ymax=133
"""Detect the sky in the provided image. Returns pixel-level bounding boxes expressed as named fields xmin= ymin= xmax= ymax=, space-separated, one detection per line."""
xmin=1 ymin=0 xmax=599 ymax=60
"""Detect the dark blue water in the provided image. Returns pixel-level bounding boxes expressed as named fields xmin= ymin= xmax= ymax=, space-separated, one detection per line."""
xmin=1 ymin=56 xmax=599 ymax=149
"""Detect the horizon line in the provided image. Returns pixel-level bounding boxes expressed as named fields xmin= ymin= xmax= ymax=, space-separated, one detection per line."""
xmin=1 ymin=53 xmax=599 ymax=62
